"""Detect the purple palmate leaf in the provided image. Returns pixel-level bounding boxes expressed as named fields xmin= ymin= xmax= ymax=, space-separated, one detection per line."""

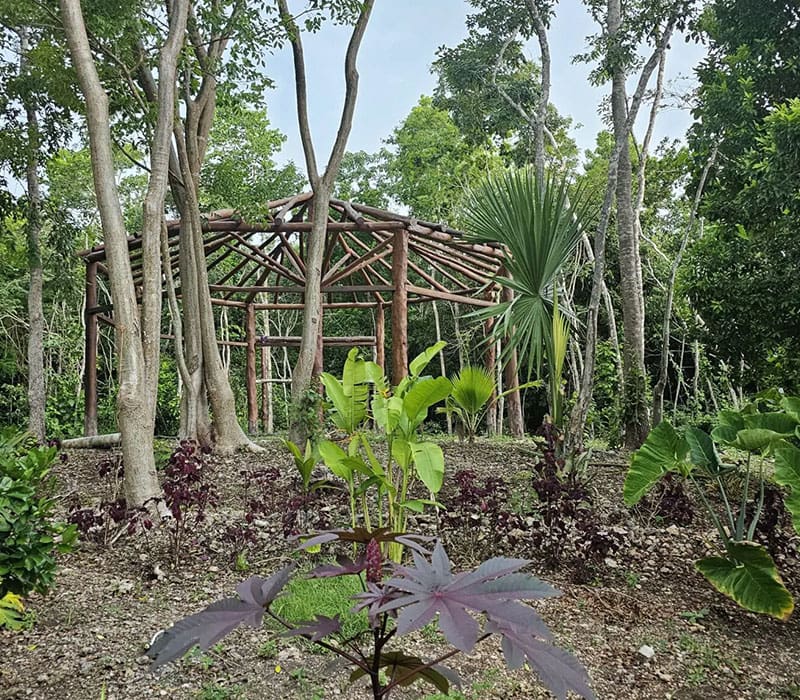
xmin=351 ymin=581 xmax=405 ymax=628
xmin=298 ymin=527 xmax=433 ymax=552
xmin=147 ymin=598 xmax=265 ymax=669
xmin=487 ymin=620 xmax=596 ymax=700
xmin=307 ymin=555 xmax=366 ymax=578
xmin=377 ymin=542 xmax=558 ymax=651
xmin=283 ymin=614 xmax=342 ymax=642
xmin=147 ymin=566 xmax=293 ymax=669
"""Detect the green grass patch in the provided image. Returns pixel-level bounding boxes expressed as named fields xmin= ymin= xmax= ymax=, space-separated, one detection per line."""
xmin=271 ymin=572 xmax=369 ymax=641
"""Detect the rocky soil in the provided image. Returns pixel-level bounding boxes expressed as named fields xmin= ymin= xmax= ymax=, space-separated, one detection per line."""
xmin=2 ymin=438 xmax=799 ymax=700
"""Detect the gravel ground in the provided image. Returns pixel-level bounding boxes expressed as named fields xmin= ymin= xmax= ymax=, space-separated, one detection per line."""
xmin=2 ymin=437 xmax=799 ymax=700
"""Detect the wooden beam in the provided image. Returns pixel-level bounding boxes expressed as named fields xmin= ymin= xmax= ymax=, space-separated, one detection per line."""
xmin=83 ymin=261 xmax=99 ymax=437
xmin=374 ymin=301 xmax=385 ymax=372
xmin=406 ymin=284 xmax=495 ymax=307
xmin=258 ymin=335 xmax=376 ymax=347
xmin=391 ymin=229 xmax=409 ymax=384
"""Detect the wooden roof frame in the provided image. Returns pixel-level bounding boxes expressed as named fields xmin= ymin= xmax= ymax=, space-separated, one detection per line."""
xmin=77 ymin=193 xmax=507 ymax=436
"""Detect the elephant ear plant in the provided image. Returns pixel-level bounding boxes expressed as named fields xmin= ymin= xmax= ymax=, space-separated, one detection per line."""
xmin=314 ymin=342 xmax=452 ymax=561
xmin=624 ymin=394 xmax=800 ymax=620
xmin=147 ymin=528 xmax=595 ymax=700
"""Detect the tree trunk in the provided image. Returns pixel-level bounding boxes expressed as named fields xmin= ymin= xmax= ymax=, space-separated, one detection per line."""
xmin=278 ymin=0 xmax=375 ymax=442
xmin=612 ymin=56 xmax=650 ymax=449
xmin=60 ymin=0 xmax=188 ymax=506
xmin=565 ymin=6 xmax=675 ymax=453
xmin=20 ymin=28 xmax=45 ymax=443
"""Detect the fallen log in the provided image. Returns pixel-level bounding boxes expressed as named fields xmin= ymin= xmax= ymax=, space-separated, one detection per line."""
xmin=61 ymin=433 xmax=121 ymax=449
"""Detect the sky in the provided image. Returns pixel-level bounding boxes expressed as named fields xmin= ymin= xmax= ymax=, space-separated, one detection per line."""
xmin=265 ymin=0 xmax=707 ymax=171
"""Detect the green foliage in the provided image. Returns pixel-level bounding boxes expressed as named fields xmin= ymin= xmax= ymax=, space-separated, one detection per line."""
xmin=431 ymin=1 xmax=577 ymax=170
xmin=0 ymin=591 xmax=25 ymax=630
xmin=0 ymin=430 xmax=76 ymax=597
xmin=463 ymin=167 xmax=594 ymax=427
xmin=314 ymin=343 xmax=451 ymax=560
xmin=444 ymin=365 xmax=495 ymax=442
xmin=385 ymin=96 xmax=500 ymax=222
xmin=625 ymin=395 xmax=800 ymax=618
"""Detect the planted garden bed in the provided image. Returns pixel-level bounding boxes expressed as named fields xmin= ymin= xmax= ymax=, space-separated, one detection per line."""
xmin=2 ymin=438 xmax=799 ymax=700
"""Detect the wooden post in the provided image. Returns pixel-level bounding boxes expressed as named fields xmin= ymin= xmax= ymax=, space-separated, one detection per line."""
xmin=391 ymin=229 xmax=409 ymax=385
xmin=502 ymin=285 xmax=524 ymax=438
xmin=374 ymin=301 xmax=385 ymax=373
xmin=261 ymin=306 xmax=273 ymax=433
xmin=84 ymin=261 xmax=98 ymax=436
xmin=261 ymin=346 xmax=273 ymax=433
xmin=484 ymin=309 xmax=497 ymax=436
xmin=245 ymin=302 xmax=258 ymax=434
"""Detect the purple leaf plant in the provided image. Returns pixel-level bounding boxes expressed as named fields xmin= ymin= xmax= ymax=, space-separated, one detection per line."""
xmin=147 ymin=528 xmax=595 ymax=700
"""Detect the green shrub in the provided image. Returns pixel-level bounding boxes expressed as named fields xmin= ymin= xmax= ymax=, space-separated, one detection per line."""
xmin=0 ymin=429 xmax=76 ymax=597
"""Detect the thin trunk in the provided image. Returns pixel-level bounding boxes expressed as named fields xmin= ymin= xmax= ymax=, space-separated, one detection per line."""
xmin=565 ymin=10 xmax=675 ymax=453
xmin=19 ymin=28 xmax=46 ymax=442
xmin=432 ymin=301 xmax=452 ymax=435
xmin=60 ymin=0 xmax=188 ymax=506
xmin=278 ymin=0 xmax=376 ymax=442
xmin=523 ymin=0 xmax=551 ymax=181
xmin=652 ymin=147 xmax=717 ymax=424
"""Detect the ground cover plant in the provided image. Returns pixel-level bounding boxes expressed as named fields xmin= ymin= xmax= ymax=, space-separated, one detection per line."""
xmin=624 ymin=393 xmax=800 ymax=619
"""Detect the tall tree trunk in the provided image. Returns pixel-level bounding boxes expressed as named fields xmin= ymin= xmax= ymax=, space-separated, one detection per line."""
xmin=19 ymin=28 xmax=45 ymax=442
xmin=60 ymin=0 xmax=188 ymax=506
xmin=278 ymin=0 xmax=375 ymax=443
xmin=612 ymin=46 xmax=650 ymax=449
xmin=566 ymin=10 xmax=675 ymax=453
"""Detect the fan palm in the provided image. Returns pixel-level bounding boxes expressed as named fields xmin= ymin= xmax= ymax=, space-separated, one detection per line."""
xmin=446 ymin=365 xmax=496 ymax=442
xmin=462 ymin=167 xmax=593 ymax=425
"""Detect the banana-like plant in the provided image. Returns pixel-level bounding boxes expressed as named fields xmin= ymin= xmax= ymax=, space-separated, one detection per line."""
xmin=314 ymin=343 xmax=452 ymax=561
xmin=624 ymin=393 xmax=800 ymax=620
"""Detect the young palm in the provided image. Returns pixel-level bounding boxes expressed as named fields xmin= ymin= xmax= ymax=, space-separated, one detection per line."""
xmin=462 ymin=167 xmax=592 ymax=426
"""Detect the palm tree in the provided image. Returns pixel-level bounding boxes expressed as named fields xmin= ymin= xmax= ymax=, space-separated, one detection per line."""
xmin=462 ymin=167 xmax=592 ymax=428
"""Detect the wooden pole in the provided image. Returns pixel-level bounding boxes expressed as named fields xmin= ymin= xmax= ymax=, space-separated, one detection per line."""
xmin=391 ymin=229 xmax=409 ymax=385
xmin=261 ymin=306 xmax=273 ymax=433
xmin=375 ymin=301 xmax=385 ymax=373
xmin=484 ymin=300 xmax=497 ymax=436
xmin=245 ymin=302 xmax=258 ymax=434
xmin=501 ymin=285 xmax=524 ymax=438
xmin=83 ymin=261 xmax=98 ymax=436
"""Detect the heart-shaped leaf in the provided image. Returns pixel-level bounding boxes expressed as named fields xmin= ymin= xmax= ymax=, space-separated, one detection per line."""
xmin=624 ymin=422 xmax=689 ymax=506
xmin=695 ymin=542 xmax=794 ymax=620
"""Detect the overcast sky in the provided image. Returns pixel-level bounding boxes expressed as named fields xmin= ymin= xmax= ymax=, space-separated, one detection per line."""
xmin=265 ymin=0 xmax=706 ymax=171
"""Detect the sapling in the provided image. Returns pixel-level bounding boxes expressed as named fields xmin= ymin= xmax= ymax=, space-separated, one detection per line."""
xmin=147 ymin=527 xmax=595 ymax=700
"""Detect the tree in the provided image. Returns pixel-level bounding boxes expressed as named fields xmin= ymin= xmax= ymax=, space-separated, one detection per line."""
xmin=385 ymin=96 xmax=499 ymax=223
xmin=59 ymin=0 xmax=188 ymax=506
xmin=333 ymin=150 xmax=391 ymax=209
xmin=683 ymin=0 xmax=800 ymax=392
xmin=276 ymin=0 xmax=376 ymax=444
xmin=567 ymin=0 xmax=686 ymax=451
xmin=431 ymin=0 xmax=577 ymax=174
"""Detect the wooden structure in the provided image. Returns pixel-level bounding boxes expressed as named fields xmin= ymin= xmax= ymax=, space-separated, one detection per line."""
xmin=79 ymin=193 xmax=522 ymax=436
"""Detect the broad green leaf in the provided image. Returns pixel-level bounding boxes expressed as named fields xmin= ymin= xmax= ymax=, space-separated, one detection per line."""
xmin=391 ymin=438 xmax=412 ymax=471
xmin=403 ymin=376 xmax=452 ymax=430
xmin=695 ymin=542 xmax=794 ymax=620
xmin=774 ymin=444 xmax=800 ymax=535
xmin=317 ymin=440 xmax=352 ymax=481
xmin=742 ymin=412 xmax=798 ymax=436
xmin=409 ymin=341 xmax=447 ymax=378
xmin=781 ymin=396 xmax=800 ymax=422
xmin=624 ymin=422 xmax=690 ymax=506
xmin=685 ymin=427 xmax=721 ymax=474
xmin=734 ymin=429 xmax=782 ymax=453
xmin=410 ymin=441 xmax=445 ymax=494
xmin=711 ymin=410 xmax=746 ymax=446
xmin=398 ymin=499 xmax=443 ymax=513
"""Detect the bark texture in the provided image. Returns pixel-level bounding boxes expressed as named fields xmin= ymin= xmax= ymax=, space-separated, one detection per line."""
xmin=19 ymin=28 xmax=46 ymax=442
xmin=60 ymin=0 xmax=188 ymax=506
xmin=278 ymin=0 xmax=375 ymax=443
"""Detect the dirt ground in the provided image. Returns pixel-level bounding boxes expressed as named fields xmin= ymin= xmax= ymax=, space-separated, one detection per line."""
xmin=2 ymin=438 xmax=799 ymax=700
